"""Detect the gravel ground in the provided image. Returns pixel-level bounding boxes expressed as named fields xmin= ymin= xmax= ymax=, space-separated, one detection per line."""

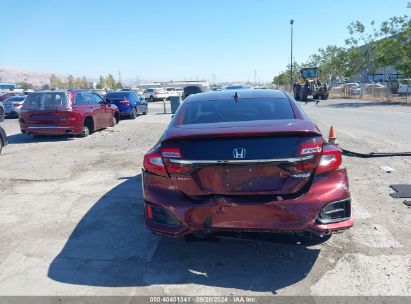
xmin=0 ymin=99 xmax=410 ymax=296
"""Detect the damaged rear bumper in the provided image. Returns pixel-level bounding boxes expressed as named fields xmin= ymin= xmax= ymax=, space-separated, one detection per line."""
xmin=142 ymin=168 xmax=353 ymax=237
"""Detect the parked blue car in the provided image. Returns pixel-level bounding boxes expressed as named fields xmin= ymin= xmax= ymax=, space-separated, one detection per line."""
xmin=104 ymin=91 xmax=148 ymax=119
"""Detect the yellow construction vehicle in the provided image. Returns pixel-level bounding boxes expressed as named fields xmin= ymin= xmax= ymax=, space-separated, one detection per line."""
xmin=293 ymin=67 xmax=329 ymax=101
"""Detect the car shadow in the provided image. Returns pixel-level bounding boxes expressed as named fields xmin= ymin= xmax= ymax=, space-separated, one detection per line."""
xmin=7 ymin=133 xmax=75 ymax=144
xmin=48 ymin=175 xmax=323 ymax=293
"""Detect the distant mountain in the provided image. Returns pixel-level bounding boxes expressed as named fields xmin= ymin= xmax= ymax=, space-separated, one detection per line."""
xmin=0 ymin=67 xmax=65 ymax=87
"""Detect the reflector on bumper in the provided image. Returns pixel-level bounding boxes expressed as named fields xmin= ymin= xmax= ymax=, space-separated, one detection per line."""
xmin=317 ymin=199 xmax=351 ymax=224
xmin=145 ymin=203 xmax=181 ymax=227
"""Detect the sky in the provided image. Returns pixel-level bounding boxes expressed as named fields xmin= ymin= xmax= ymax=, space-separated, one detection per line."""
xmin=1 ymin=0 xmax=409 ymax=83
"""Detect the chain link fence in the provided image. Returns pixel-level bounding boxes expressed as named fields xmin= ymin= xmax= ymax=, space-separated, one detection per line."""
xmin=329 ymin=79 xmax=411 ymax=104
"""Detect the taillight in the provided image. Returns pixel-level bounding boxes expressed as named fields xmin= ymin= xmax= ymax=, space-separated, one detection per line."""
xmin=120 ymin=100 xmax=130 ymax=105
xmin=164 ymin=159 xmax=192 ymax=174
xmin=161 ymin=147 xmax=192 ymax=175
xmin=143 ymin=152 xmax=168 ymax=176
xmin=162 ymin=148 xmax=182 ymax=158
xmin=299 ymin=137 xmax=323 ymax=156
xmin=67 ymin=112 xmax=78 ymax=121
xmin=316 ymin=144 xmax=342 ymax=174
xmin=289 ymin=137 xmax=323 ymax=174
xmin=146 ymin=204 xmax=153 ymax=220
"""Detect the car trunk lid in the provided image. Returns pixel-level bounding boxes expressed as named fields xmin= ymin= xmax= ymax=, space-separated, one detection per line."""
xmin=161 ymin=121 xmax=323 ymax=197
xmin=20 ymin=92 xmax=70 ymax=124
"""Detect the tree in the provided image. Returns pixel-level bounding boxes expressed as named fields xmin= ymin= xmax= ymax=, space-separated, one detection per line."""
xmin=17 ymin=81 xmax=33 ymax=90
xmin=50 ymin=73 xmax=64 ymax=89
xmin=345 ymin=20 xmax=380 ymax=81
xmin=67 ymin=74 xmax=76 ymax=88
xmin=97 ymin=75 xmax=106 ymax=89
xmin=80 ymin=76 xmax=89 ymax=89
xmin=307 ymin=46 xmax=352 ymax=81
xmin=41 ymin=84 xmax=50 ymax=90
xmin=273 ymin=62 xmax=302 ymax=87
xmin=105 ymin=74 xmax=116 ymax=89
xmin=378 ymin=15 xmax=411 ymax=77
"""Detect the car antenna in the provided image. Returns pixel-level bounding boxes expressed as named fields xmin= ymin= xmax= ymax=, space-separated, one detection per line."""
xmin=234 ymin=92 xmax=239 ymax=101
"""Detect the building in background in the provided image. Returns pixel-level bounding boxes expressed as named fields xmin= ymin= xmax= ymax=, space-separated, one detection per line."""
xmin=0 ymin=82 xmax=16 ymax=91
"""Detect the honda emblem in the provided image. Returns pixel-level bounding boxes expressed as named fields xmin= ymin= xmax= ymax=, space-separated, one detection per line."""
xmin=233 ymin=148 xmax=246 ymax=159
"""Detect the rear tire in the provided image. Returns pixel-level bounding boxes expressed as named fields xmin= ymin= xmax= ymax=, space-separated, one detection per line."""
xmin=111 ymin=116 xmax=117 ymax=127
xmin=293 ymin=84 xmax=301 ymax=101
xmin=114 ymin=112 xmax=120 ymax=124
xmin=81 ymin=117 xmax=93 ymax=137
xmin=0 ymin=138 xmax=3 ymax=154
xmin=300 ymin=86 xmax=308 ymax=101
xmin=323 ymin=93 xmax=329 ymax=100
xmin=150 ymin=96 xmax=154 ymax=102
xmin=142 ymin=108 xmax=148 ymax=115
xmin=0 ymin=107 xmax=5 ymax=122
xmin=130 ymin=108 xmax=137 ymax=119
xmin=81 ymin=126 xmax=90 ymax=137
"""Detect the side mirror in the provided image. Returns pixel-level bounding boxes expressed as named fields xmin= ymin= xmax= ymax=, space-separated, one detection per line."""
xmin=105 ymin=98 xmax=111 ymax=104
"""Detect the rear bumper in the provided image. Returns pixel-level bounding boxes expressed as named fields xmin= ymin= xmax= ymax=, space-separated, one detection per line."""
xmin=5 ymin=109 xmax=20 ymax=117
xmin=20 ymin=124 xmax=82 ymax=135
xmin=142 ymin=168 xmax=353 ymax=237
xmin=120 ymin=111 xmax=132 ymax=117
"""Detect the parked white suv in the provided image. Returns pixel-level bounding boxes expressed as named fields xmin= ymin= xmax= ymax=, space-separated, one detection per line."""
xmin=143 ymin=88 xmax=168 ymax=102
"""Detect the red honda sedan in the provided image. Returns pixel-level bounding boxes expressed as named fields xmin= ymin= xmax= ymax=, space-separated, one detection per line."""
xmin=142 ymin=89 xmax=352 ymax=238
xmin=20 ymin=90 xmax=120 ymax=137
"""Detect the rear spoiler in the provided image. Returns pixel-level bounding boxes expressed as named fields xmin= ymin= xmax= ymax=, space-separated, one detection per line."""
xmin=164 ymin=120 xmax=322 ymax=141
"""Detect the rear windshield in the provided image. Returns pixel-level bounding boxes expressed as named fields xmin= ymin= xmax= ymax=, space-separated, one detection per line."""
xmin=184 ymin=86 xmax=210 ymax=94
xmin=22 ymin=92 xmax=69 ymax=110
xmin=6 ymin=96 xmax=25 ymax=101
xmin=225 ymin=86 xmax=246 ymax=90
xmin=105 ymin=92 xmax=130 ymax=99
xmin=178 ymin=98 xmax=295 ymax=125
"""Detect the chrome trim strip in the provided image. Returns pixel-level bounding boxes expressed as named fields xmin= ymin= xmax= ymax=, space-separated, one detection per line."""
xmin=168 ymin=155 xmax=314 ymax=165
xmin=27 ymin=126 xmax=70 ymax=129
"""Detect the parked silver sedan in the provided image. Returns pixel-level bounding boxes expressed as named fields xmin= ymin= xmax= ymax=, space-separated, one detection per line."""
xmin=4 ymin=95 xmax=26 ymax=118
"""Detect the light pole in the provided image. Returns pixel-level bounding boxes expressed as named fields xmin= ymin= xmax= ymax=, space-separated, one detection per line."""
xmin=290 ymin=19 xmax=294 ymax=91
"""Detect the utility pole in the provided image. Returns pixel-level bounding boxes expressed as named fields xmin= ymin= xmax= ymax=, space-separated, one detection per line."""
xmin=118 ymin=71 xmax=122 ymax=85
xmin=254 ymin=69 xmax=257 ymax=86
xmin=290 ymin=19 xmax=294 ymax=91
